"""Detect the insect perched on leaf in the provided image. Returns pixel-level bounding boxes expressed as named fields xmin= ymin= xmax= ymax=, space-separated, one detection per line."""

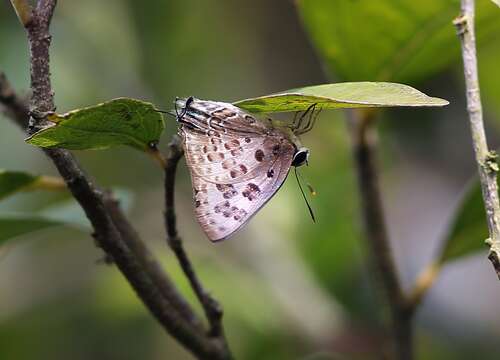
xmin=175 ymin=97 xmax=319 ymax=242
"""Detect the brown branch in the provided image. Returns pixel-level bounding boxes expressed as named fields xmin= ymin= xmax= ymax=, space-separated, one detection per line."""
xmin=0 ymin=72 xmax=29 ymax=128
xmin=164 ymin=135 xmax=228 ymax=343
xmin=454 ymin=0 xmax=500 ymax=279
xmin=4 ymin=1 xmax=232 ymax=358
xmin=103 ymin=193 xmax=205 ymax=331
xmin=349 ymin=109 xmax=413 ymax=360
xmin=45 ymin=148 xmax=218 ymax=357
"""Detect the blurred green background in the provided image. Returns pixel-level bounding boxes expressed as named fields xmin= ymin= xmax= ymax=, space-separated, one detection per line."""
xmin=1 ymin=0 xmax=500 ymax=359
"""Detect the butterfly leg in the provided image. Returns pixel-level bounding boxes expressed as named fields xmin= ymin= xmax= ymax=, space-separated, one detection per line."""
xmin=293 ymin=103 xmax=316 ymax=133
xmin=299 ymin=106 xmax=321 ymax=134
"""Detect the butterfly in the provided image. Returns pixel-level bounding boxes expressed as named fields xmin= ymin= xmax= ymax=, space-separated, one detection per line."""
xmin=175 ymin=97 xmax=318 ymax=242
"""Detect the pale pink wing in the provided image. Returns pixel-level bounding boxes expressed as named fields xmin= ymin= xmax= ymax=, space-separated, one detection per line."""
xmin=189 ymin=137 xmax=295 ymax=241
xmin=178 ymin=98 xmax=296 ymax=241
xmin=179 ymin=98 xmax=280 ymax=184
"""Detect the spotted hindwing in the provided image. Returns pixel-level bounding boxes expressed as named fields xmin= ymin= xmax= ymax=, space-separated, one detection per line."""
xmin=178 ymin=98 xmax=296 ymax=241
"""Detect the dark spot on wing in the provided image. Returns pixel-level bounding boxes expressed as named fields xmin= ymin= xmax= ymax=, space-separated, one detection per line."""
xmin=242 ymin=183 xmax=261 ymax=201
xmin=255 ymin=149 xmax=265 ymax=162
xmin=245 ymin=115 xmax=256 ymax=124
xmin=272 ymin=144 xmax=280 ymax=155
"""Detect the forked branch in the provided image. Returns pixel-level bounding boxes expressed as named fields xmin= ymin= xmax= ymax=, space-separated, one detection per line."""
xmin=4 ymin=0 xmax=232 ymax=358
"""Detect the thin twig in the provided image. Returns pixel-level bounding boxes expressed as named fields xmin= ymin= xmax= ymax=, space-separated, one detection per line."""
xmin=5 ymin=1 xmax=232 ymax=358
xmin=454 ymin=0 xmax=500 ymax=279
xmin=0 ymin=72 xmax=29 ymax=128
xmin=349 ymin=109 xmax=413 ymax=360
xmin=164 ymin=135 xmax=227 ymax=341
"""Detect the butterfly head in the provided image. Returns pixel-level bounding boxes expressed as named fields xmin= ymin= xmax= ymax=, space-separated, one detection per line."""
xmin=292 ymin=146 xmax=310 ymax=167
xmin=174 ymin=96 xmax=195 ymax=120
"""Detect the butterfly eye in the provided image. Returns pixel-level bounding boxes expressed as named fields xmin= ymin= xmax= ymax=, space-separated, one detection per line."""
xmin=292 ymin=147 xmax=310 ymax=167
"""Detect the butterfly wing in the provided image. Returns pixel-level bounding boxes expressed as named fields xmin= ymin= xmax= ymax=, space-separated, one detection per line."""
xmin=189 ymin=137 xmax=295 ymax=241
xmin=177 ymin=98 xmax=296 ymax=241
xmin=179 ymin=98 xmax=286 ymax=184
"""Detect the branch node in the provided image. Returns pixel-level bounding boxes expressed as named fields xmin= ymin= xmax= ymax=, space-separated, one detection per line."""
xmin=453 ymin=14 xmax=468 ymax=35
xmin=484 ymin=151 xmax=499 ymax=173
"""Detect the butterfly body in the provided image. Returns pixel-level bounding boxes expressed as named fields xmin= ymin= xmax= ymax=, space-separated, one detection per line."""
xmin=176 ymin=97 xmax=310 ymax=242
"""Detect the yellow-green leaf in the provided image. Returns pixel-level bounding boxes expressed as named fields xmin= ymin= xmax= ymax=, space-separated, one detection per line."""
xmin=438 ymin=180 xmax=487 ymax=263
xmin=26 ymin=98 xmax=165 ymax=151
xmin=0 ymin=188 xmax=133 ymax=246
xmin=0 ymin=216 xmax=60 ymax=246
xmin=0 ymin=170 xmax=40 ymax=201
xmin=234 ymin=82 xmax=448 ymax=113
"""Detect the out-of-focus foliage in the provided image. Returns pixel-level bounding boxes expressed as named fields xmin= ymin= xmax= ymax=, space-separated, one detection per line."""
xmin=0 ymin=216 xmax=59 ymax=245
xmin=235 ymin=82 xmax=448 ymax=113
xmin=438 ymin=179 xmax=487 ymax=263
xmin=296 ymin=0 xmax=498 ymax=282
xmin=0 ymin=170 xmax=40 ymax=200
xmin=2 ymin=0 xmax=500 ymax=359
xmin=0 ymin=189 xmax=133 ymax=245
xmin=296 ymin=0 xmax=500 ymax=83
xmin=27 ymin=98 xmax=165 ymax=151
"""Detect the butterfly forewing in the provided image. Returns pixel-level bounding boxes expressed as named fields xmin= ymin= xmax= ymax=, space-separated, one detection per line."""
xmin=178 ymin=98 xmax=297 ymax=241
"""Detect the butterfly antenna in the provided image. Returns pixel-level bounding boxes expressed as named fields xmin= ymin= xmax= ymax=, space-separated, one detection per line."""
xmin=296 ymin=166 xmax=316 ymax=196
xmin=155 ymin=108 xmax=176 ymax=117
xmin=294 ymin=167 xmax=316 ymax=223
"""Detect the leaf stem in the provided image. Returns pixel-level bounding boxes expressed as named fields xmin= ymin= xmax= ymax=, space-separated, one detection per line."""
xmin=454 ymin=0 xmax=500 ymax=279
xmin=9 ymin=0 xmax=33 ymax=26
xmin=407 ymin=262 xmax=441 ymax=308
xmin=147 ymin=145 xmax=167 ymax=168
xmin=29 ymin=175 xmax=66 ymax=191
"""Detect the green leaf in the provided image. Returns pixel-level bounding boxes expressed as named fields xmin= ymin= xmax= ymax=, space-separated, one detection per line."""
xmin=438 ymin=180 xmax=487 ymax=263
xmin=0 ymin=170 xmax=40 ymax=201
xmin=0 ymin=188 xmax=134 ymax=246
xmin=26 ymin=98 xmax=165 ymax=151
xmin=0 ymin=215 xmax=61 ymax=246
xmin=296 ymin=0 xmax=500 ymax=83
xmin=233 ymin=82 xmax=448 ymax=113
